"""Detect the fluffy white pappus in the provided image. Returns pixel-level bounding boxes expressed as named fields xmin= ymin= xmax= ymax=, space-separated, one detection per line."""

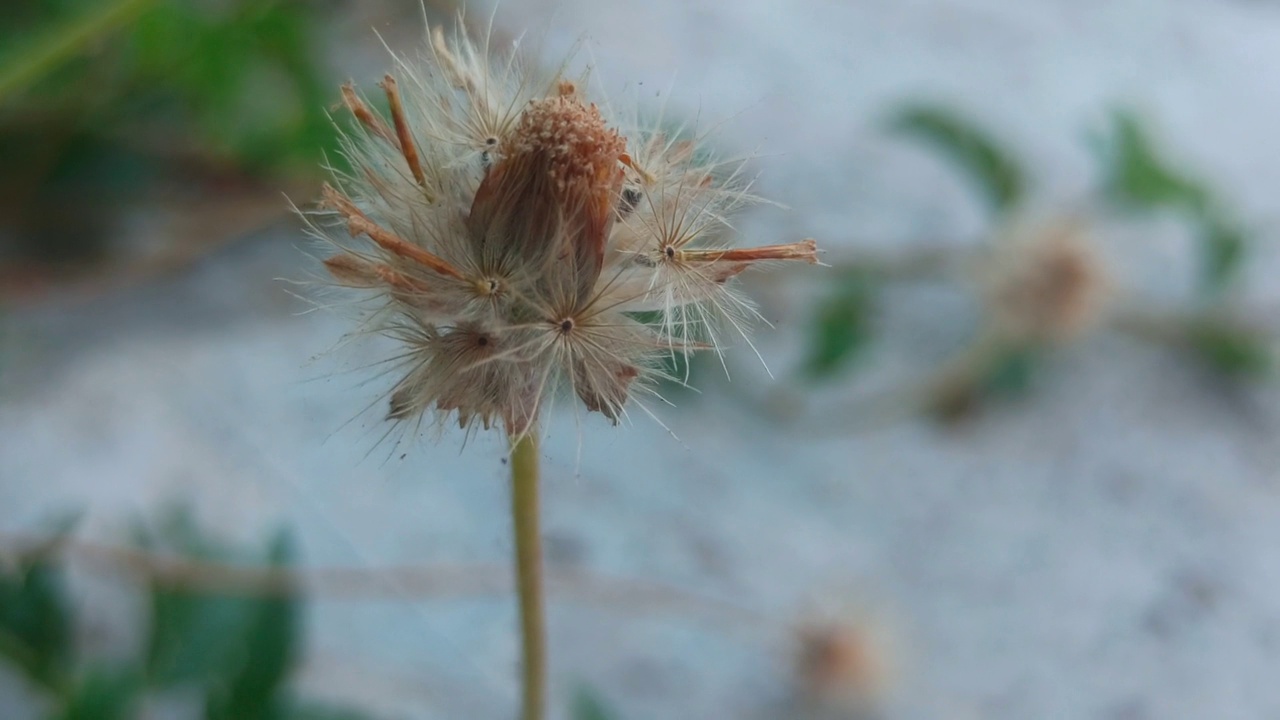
xmin=306 ymin=20 xmax=818 ymax=439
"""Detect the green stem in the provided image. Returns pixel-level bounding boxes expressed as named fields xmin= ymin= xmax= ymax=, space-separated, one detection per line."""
xmin=509 ymin=431 xmax=546 ymax=720
xmin=0 ymin=0 xmax=158 ymax=104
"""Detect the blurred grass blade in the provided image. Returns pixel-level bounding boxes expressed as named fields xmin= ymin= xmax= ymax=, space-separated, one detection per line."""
xmin=803 ymin=272 xmax=876 ymax=382
xmin=889 ymin=104 xmax=1026 ymax=214
xmin=1098 ymin=111 xmax=1209 ymax=212
xmin=0 ymin=0 xmax=158 ymax=104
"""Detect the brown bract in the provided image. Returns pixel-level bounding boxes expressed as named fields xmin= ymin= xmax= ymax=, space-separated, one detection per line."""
xmin=468 ymin=90 xmax=625 ymax=307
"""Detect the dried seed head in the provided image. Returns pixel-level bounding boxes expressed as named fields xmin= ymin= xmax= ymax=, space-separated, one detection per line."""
xmin=796 ymin=623 xmax=885 ymax=711
xmin=306 ymin=22 xmax=818 ymax=439
xmin=792 ymin=602 xmax=897 ymax=719
xmin=979 ymin=214 xmax=1110 ymax=345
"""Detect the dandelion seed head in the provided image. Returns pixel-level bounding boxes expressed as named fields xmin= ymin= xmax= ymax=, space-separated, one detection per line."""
xmin=306 ymin=20 xmax=818 ymax=439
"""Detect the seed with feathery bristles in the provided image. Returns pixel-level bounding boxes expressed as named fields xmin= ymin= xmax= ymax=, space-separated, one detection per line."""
xmin=307 ymin=23 xmax=819 ymax=436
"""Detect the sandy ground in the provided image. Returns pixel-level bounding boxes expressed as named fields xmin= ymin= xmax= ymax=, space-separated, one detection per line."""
xmin=5 ymin=1 xmax=1280 ymax=718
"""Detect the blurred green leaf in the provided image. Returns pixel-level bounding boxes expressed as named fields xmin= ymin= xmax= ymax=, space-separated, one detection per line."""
xmin=144 ymin=582 xmax=256 ymax=687
xmin=124 ymin=0 xmax=337 ymax=172
xmin=655 ymin=349 xmax=700 ymax=398
xmin=1098 ymin=112 xmax=1251 ymax=299
xmin=624 ymin=310 xmax=705 ymax=397
xmin=0 ymin=0 xmax=155 ymax=102
xmin=2 ymin=0 xmax=347 ymax=271
xmin=0 ymin=508 xmax=352 ymax=720
xmin=207 ymin=531 xmax=301 ymax=720
xmin=142 ymin=511 xmax=301 ymax=720
xmin=1189 ymin=322 xmax=1271 ymax=379
xmin=889 ymin=104 xmax=1025 ymax=214
xmin=1199 ymin=216 xmax=1246 ymax=298
xmin=50 ymin=665 xmax=142 ymax=720
xmin=929 ymin=344 xmax=1041 ymax=423
xmin=141 ymin=510 xmax=254 ymax=688
xmin=981 ymin=346 xmax=1041 ymax=397
xmin=572 ymin=686 xmax=620 ymax=720
xmin=804 ymin=272 xmax=876 ymax=382
xmin=1098 ymin=111 xmax=1209 ymax=213
xmin=0 ymin=555 xmax=74 ymax=691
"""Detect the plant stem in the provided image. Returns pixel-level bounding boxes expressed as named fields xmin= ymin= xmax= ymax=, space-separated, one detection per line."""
xmin=509 ymin=431 xmax=546 ymax=720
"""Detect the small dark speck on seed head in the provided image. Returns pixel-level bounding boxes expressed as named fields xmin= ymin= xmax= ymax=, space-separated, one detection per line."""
xmin=619 ymin=185 xmax=642 ymax=214
xmin=560 ymin=319 xmax=574 ymax=332
xmin=664 ymin=245 xmax=676 ymax=259
xmin=477 ymin=336 xmax=490 ymax=347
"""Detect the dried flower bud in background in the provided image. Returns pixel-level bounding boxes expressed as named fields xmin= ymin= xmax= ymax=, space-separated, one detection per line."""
xmin=305 ymin=23 xmax=818 ymax=438
xmin=792 ymin=609 xmax=896 ymax=720
xmin=977 ymin=214 xmax=1111 ymax=346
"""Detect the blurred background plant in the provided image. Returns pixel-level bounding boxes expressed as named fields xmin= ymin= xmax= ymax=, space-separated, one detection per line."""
xmin=784 ymin=102 xmax=1277 ymax=429
xmin=0 ymin=512 xmax=678 ymax=719
xmin=0 ymin=0 xmax=341 ymax=295
xmin=1 ymin=511 xmax=375 ymax=720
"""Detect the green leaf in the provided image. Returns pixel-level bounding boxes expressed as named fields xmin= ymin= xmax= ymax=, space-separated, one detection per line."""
xmin=1099 ymin=111 xmax=1209 ymax=213
xmin=929 ymin=344 xmax=1041 ymax=423
xmin=49 ymin=666 xmax=142 ymax=720
xmin=0 ymin=556 xmax=74 ymax=691
xmin=206 ymin=530 xmax=301 ymax=720
xmin=141 ymin=509 xmax=257 ymax=688
xmin=980 ymin=346 xmax=1041 ymax=396
xmin=889 ymin=104 xmax=1025 ymax=214
xmin=1096 ymin=112 xmax=1249 ymax=298
xmin=1199 ymin=216 xmax=1246 ymax=298
xmin=657 ymin=352 xmax=691 ymax=394
xmin=0 ymin=0 xmax=156 ymax=102
xmin=622 ymin=310 xmax=704 ymax=398
xmin=144 ymin=580 xmax=256 ymax=687
xmin=142 ymin=512 xmax=301 ymax=718
xmin=1189 ymin=322 xmax=1271 ymax=379
xmin=803 ymin=272 xmax=876 ymax=382
xmin=572 ymin=686 xmax=620 ymax=720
